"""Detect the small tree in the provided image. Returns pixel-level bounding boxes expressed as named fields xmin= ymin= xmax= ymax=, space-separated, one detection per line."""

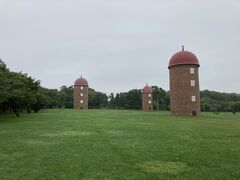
xmin=231 ymin=103 xmax=240 ymax=115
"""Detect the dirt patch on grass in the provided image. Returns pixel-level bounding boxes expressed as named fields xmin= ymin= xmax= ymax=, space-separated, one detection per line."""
xmin=138 ymin=161 xmax=190 ymax=174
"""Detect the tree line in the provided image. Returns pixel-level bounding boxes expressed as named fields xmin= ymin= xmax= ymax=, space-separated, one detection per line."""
xmin=0 ymin=59 xmax=42 ymax=116
xmin=200 ymin=90 xmax=240 ymax=114
xmin=0 ymin=59 xmax=240 ymax=116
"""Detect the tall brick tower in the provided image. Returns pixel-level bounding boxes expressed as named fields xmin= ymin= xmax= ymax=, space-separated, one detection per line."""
xmin=168 ymin=46 xmax=200 ymax=116
xmin=74 ymin=75 xmax=89 ymax=109
xmin=142 ymin=84 xmax=153 ymax=111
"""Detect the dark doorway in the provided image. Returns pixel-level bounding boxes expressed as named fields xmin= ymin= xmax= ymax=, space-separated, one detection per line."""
xmin=80 ymin=107 xmax=83 ymax=109
xmin=149 ymin=107 xmax=152 ymax=111
xmin=192 ymin=111 xmax=196 ymax=116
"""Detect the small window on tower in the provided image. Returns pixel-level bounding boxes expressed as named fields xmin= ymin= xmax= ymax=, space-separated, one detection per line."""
xmin=80 ymin=93 xmax=83 ymax=96
xmin=80 ymin=100 xmax=83 ymax=104
xmin=190 ymin=68 xmax=195 ymax=74
xmin=192 ymin=96 xmax=196 ymax=102
xmin=80 ymin=86 xmax=84 ymax=90
xmin=149 ymin=101 xmax=151 ymax=104
xmin=191 ymin=80 xmax=195 ymax=86
xmin=149 ymin=94 xmax=151 ymax=97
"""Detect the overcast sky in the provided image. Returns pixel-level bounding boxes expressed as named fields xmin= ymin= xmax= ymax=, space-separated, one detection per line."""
xmin=0 ymin=0 xmax=239 ymax=94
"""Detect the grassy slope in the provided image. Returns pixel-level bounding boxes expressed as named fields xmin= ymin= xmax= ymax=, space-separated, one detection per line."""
xmin=0 ymin=110 xmax=240 ymax=180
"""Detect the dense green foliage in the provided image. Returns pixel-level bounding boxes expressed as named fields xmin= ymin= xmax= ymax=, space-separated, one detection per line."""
xmin=108 ymin=88 xmax=240 ymax=113
xmin=37 ymin=87 xmax=109 ymax=109
xmin=109 ymin=89 xmax=142 ymax=109
xmin=107 ymin=87 xmax=170 ymax=110
xmin=0 ymin=59 xmax=240 ymax=116
xmin=231 ymin=103 xmax=240 ymax=115
xmin=152 ymin=86 xmax=170 ymax=110
xmin=0 ymin=60 xmax=41 ymax=116
xmin=89 ymin=88 xmax=108 ymax=109
xmin=0 ymin=110 xmax=239 ymax=179
xmin=201 ymin=90 xmax=240 ymax=113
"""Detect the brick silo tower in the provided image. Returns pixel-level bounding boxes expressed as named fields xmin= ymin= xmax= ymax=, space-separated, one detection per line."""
xmin=74 ymin=75 xmax=89 ymax=109
xmin=142 ymin=84 xmax=153 ymax=111
xmin=168 ymin=46 xmax=200 ymax=116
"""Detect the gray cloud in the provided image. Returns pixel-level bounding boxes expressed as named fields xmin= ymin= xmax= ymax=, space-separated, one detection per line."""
xmin=0 ymin=0 xmax=239 ymax=94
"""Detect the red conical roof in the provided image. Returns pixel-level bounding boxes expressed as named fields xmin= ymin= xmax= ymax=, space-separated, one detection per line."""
xmin=143 ymin=84 xmax=152 ymax=93
xmin=74 ymin=75 xmax=88 ymax=86
xmin=169 ymin=46 xmax=199 ymax=68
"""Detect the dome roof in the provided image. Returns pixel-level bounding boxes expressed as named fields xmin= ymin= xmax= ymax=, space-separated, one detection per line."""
xmin=143 ymin=84 xmax=152 ymax=93
xmin=169 ymin=46 xmax=200 ymax=68
xmin=74 ymin=76 xmax=88 ymax=86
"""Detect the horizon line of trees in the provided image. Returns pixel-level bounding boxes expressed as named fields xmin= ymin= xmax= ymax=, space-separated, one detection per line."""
xmin=1 ymin=59 xmax=240 ymax=117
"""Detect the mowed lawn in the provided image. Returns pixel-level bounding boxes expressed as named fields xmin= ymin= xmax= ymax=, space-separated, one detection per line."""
xmin=0 ymin=110 xmax=240 ymax=180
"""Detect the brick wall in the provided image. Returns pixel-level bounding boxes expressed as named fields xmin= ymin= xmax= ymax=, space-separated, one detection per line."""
xmin=142 ymin=92 xmax=153 ymax=111
xmin=169 ymin=64 xmax=201 ymax=116
xmin=74 ymin=85 xmax=88 ymax=109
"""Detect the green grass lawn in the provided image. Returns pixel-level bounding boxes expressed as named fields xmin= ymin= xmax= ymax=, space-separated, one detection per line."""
xmin=0 ymin=110 xmax=240 ymax=180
